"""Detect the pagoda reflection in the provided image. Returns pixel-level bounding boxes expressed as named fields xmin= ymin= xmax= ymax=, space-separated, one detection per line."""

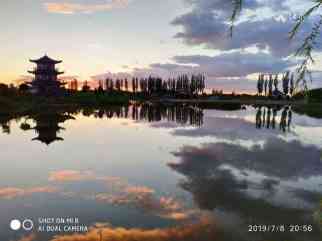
xmin=24 ymin=112 xmax=75 ymax=145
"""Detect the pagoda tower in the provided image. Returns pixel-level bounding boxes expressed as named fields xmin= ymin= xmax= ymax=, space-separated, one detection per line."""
xmin=28 ymin=55 xmax=66 ymax=95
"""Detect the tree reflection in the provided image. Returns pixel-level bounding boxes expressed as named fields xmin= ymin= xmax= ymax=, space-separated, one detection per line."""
xmin=0 ymin=115 xmax=13 ymax=134
xmin=81 ymin=104 xmax=204 ymax=127
xmin=256 ymin=106 xmax=292 ymax=132
xmin=12 ymin=104 xmax=204 ymax=145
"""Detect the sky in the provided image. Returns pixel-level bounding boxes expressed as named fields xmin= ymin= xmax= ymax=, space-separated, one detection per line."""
xmin=1 ymin=0 xmax=322 ymax=92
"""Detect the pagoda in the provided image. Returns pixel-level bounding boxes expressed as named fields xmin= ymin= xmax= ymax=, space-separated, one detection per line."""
xmin=28 ymin=55 xmax=66 ymax=95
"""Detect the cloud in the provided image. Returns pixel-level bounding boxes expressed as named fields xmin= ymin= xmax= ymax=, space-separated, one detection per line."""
xmin=45 ymin=0 xmax=130 ymax=14
xmin=48 ymin=170 xmax=97 ymax=182
xmin=48 ymin=170 xmax=127 ymax=187
xmin=172 ymin=12 xmax=313 ymax=58
xmin=0 ymin=186 xmax=58 ymax=199
xmin=173 ymin=52 xmax=294 ymax=77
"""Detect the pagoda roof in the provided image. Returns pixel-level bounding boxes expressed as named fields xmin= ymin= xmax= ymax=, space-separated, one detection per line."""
xmin=32 ymin=136 xmax=64 ymax=145
xmin=30 ymin=55 xmax=62 ymax=64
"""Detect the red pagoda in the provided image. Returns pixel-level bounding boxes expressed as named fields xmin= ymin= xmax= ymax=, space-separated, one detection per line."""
xmin=28 ymin=55 xmax=66 ymax=95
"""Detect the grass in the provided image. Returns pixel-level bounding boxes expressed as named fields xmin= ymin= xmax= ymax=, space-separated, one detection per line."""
xmin=0 ymin=91 xmax=130 ymax=114
xmin=294 ymin=88 xmax=322 ymax=103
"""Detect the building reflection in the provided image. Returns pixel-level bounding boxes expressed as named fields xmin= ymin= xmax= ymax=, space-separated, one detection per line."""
xmin=255 ymin=106 xmax=292 ymax=132
xmin=31 ymin=113 xmax=75 ymax=145
xmin=18 ymin=112 xmax=75 ymax=145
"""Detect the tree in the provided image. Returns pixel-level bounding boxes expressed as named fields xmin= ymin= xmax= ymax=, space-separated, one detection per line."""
xmin=290 ymin=73 xmax=295 ymax=96
xmin=98 ymin=80 xmax=104 ymax=93
xmin=257 ymin=74 xmax=263 ymax=96
xmin=269 ymin=74 xmax=273 ymax=96
xmin=132 ymin=78 xmax=136 ymax=94
xmin=82 ymin=80 xmax=90 ymax=92
xmin=19 ymin=83 xmax=30 ymax=93
xmin=0 ymin=83 xmax=9 ymax=96
xmin=105 ymin=78 xmax=109 ymax=92
xmin=282 ymin=71 xmax=290 ymax=96
xmin=110 ymin=79 xmax=114 ymax=91
xmin=125 ymin=79 xmax=129 ymax=91
xmin=116 ymin=79 xmax=121 ymax=92
xmin=273 ymin=74 xmax=279 ymax=92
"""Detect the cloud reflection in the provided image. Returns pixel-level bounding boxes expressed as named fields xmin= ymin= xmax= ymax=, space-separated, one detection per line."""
xmin=49 ymin=170 xmax=192 ymax=220
xmin=49 ymin=218 xmax=220 ymax=241
xmin=13 ymin=234 xmax=36 ymax=241
xmin=0 ymin=186 xmax=58 ymax=199
xmin=168 ymin=138 xmax=322 ymax=225
xmin=45 ymin=0 xmax=130 ymax=14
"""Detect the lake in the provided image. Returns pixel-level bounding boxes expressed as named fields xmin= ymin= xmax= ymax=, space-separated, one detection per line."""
xmin=0 ymin=104 xmax=321 ymax=241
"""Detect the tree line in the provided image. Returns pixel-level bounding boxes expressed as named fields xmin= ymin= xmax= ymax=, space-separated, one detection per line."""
xmin=69 ymin=74 xmax=206 ymax=96
xmin=257 ymin=71 xmax=295 ymax=97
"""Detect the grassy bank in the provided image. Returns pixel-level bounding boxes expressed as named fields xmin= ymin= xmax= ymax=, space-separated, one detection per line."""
xmin=0 ymin=92 xmax=130 ymax=114
xmin=1 ymin=89 xmax=322 ymax=116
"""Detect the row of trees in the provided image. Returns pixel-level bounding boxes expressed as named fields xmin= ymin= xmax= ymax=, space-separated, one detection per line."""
xmin=69 ymin=74 xmax=206 ymax=96
xmin=257 ymin=71 xmax=295 ymax=97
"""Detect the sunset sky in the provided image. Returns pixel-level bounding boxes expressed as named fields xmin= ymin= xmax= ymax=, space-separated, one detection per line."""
xmin=1 ymin=0 xmax=322 ymax=92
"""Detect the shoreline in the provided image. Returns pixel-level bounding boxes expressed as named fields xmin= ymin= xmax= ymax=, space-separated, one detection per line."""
xmin=152 ymin=98 xmax=311 ymax=106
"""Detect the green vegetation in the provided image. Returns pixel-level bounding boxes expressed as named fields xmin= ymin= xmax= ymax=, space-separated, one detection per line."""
xmin=294 ymin=88 xmax=322 ymax=102
xmin=62 ymin=91 xmax=130 ymax=105
xmin=0 ymin=91 xmax=130 ymax=114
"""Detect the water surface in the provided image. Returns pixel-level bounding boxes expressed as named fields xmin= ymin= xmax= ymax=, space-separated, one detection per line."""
xmin=0 ymin=104 xmax=321 ymax=241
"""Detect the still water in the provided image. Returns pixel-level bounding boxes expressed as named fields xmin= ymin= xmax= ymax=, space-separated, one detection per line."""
xmin=0 ymin=104 xmax=321 ymax=241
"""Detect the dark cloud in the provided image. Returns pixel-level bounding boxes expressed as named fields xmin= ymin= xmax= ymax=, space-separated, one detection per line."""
xmin=173 ymin=52 xmax=294 ymax=77
xmin=166 ymin=0 xmax=318 ymax=89
xmin=148 ymin=51 xmax=293 ymax=78
xmin=171 ymin=0 xmax=318 ymax=58
xmin=172 ymin=12 xmax=312 ymax=58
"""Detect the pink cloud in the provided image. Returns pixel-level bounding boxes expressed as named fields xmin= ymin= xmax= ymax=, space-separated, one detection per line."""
xmin=0 ymin=186 xmax=58 ymax=199
xmin=48 ymin=170 xmax=96 ymax=182
xmin=13 ymin=234 xmax=37 ymax=241
xmin=45 ymin=0 xmax=130 ymax=14
xmin=49 ymin=217 xmax=217 ymax=241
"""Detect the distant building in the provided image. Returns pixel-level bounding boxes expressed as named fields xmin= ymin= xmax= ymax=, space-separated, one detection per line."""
xmin=28 ymin=55 xmax=66 ymax=95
